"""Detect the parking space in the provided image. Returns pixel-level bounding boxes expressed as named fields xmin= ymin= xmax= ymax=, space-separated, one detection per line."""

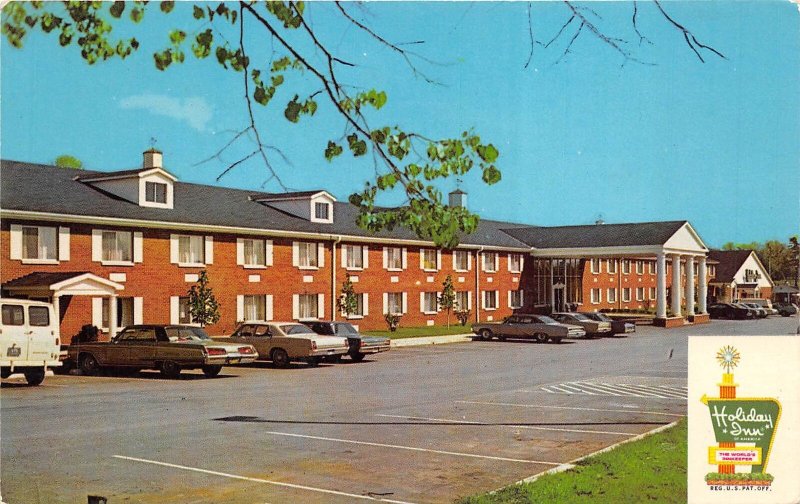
xmin=1 ymin=316 xmax=796 ymax=503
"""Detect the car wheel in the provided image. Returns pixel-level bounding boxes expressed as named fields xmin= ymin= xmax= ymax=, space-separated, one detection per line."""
xmin=548 ymin=337 xmax=563 ymax=344
xmin=202 ymin=365 xmax=223 ymax=378
xmin=534 ymin=333 xmax=548 ymax=344
xmin=782 ymin=312 xmax=790 ymax=317
xmin=479 ymin=329 xmax=493 ymax=341
xmin=306 ymin=357 xmax=320 ymax=367
xmin=80 ymin=353 xmax=100 ymax=376
xmin=160 ymin=360 xmax=182 ymax=379
xmin=271 ymin=348 xmax=291 ymax=368
xmin=323 ymin=355 xmax=342 ymax=364
xmin=53 ymin=360 xmax=73 ymax=375
xmin=350 ymin=352 xmax=365 ymax=362
xmin=24 ymin=368 xmax=46 ymax=386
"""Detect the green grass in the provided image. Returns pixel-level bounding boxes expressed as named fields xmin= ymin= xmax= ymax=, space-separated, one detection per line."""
xmin=363 ymin=324 xmax=473 ymax=339
xmin=456 ymin=419 xmax=686 ymax=504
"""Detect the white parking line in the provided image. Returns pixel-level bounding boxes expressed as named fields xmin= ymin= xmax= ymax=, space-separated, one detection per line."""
xmin=259 ymin=430 xmax=557 ymax=465
xmin=113 ymin=455 xmax=416 ymax=504
xmin=375 ymin=414 xmax=637 ymax=436
xmin=454 ymin=400 xmax=685 ymax=418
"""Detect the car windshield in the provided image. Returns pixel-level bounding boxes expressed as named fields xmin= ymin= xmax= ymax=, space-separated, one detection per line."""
xmin=593 ymin=313 xmax=612 ymax=322
xmin=281 ymin=324 xmax=316 ymax=335
xmin=536 ymin=316 xmax=557 ymax=324
xmin=571 ymin=313 xmax=591 ymax=321
xmin=334 ymin=323 xmax=359 ymax=335
xmin=165 ymin=327 xmax=211 ymax=342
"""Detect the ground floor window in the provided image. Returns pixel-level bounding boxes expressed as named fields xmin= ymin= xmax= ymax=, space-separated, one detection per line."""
xmin=178 ymin=296 xmax=192 ymax=324
xmin=590 ymin=288 xmax=601 ymax=304
xmin=244 ymin=295 xmax=266 ymax=321
xmin=483 ymin=290 xmax=498 ymax=310
xmin=636 ymin=287 xmax=645 ymax=301
xmin=298 ymin=294 xmax=318 ymax=319
xmin=622 ymin=288 xmax=632 ymax=302
xmin=509 ymin=290 xmax=523 ymax=309
xmin=422 ymin=292 xmax=438 ymax=313
xmin=350 ymin=293 xmax=366 ymax=316
xmin=607 ymin=288 xmax=617 ymax=303
xmin=386 ymin=292 xmax=404 ymax=315
xmin=649 ymin=287 xmax=656 ymax=300
xmin=455 ymin=291 xmax=470 ymax=311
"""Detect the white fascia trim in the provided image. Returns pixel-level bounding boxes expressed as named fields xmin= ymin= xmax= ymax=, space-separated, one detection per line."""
xmin=740 ymin=251 xmax=775 ymax=287
xmin=50 ymin=272 xmax=125 ymax=291
xmin=252 ymin=190 xmax=334 ymax=203
xmin=531 ymin=245 xmax=665 ymax=257
xmin=679 ymin=221 xmax=710 ymax=253
xmin=1 ymin=210 xmax=532 ymax=252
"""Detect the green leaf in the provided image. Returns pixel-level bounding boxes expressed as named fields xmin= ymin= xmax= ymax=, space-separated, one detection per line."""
xmin=284 ymin=97 xmax=302 ymax=122
xmin=160 ymin=1 xmax=175 ymax=14
xmin=193 ymin=5 xmax=205 ymax=19
xmin=347 ymin=134 xmax=368 ymax=157
xmin=482 ymin=165 xmax=502 ymax=185
xmin=109 ymin=1 xmax=125 ymax=18
xmin=169 ymin=29 xmax=185 ymax=45
xmin=324 ymin=141 xmax=343 ymax=161
xmin=476 ymin=144 xmax=499 ymax=163
xmin=130 ymin=7 xmax=143 ymax=23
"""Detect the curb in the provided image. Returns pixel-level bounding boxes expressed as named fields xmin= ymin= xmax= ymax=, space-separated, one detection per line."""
xmin=390 ymin=334 xmax=474 ymax=347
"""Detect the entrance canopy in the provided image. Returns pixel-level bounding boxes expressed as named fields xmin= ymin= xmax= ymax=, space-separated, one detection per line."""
xmin=2 ymin=272 xmax=124 ymax=298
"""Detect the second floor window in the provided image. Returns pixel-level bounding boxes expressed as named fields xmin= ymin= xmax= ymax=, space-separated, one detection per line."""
xmin=345 ymin=245 xmax=364 ymax=269
xmin=22 ymin=226 xmax=57 ymax=260
xmin=243 ymin=239 xmax=266 ymax=266
xmin=622 ymin=259 xmax=631 ymax=274
xmin=453 ymin=250 xmax=470 ymax=271
xmin=590 ymin=258 xmax=601 ymax=274
xmin=298 ymin=242 xmax=318 ymax=268
xmin=421 ymin=249 xmax=437 ymax=271
xmin=145 ymin=181 xmax=167 ymax=203
xmin=178 ymin=235 xmax=204 ymax=264
xmin=102 ymin=230 xmax=132 ymax=262
xmin=636 ymin=260 xmax=644 ymax=274
xmin=607 ymin=259 xmax=618 ymax=274
xmin=482 ymin=252 xmax=498 ymax=272
xmin=509 ymin=254 xmax=522 ymax=273
xmin=386 ymin=247 xmax=402 ymax=270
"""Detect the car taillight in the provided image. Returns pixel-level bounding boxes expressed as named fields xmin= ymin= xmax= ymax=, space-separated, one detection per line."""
xmin=238 ymin=346 xmax=254 ymax=354
xmin=206 ymin=347 xmax=227 ymax=356
xmin=311 ymin=341 xmax=317 ymax=350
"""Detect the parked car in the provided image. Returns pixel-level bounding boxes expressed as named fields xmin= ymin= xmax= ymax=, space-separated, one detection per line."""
xmin=1 ymin=298 xmax=61 ymax=386
xmin=708 ymin=303 xmax=750 ymax=320
xmin=774 ymin=302 xmax=798 ymax=317
xmin=224 ymin=321 xmax=349 ymax=368
xmin=472 ymin=314 xmax=586 ymax=344
xmin=732 ymin=303 xmax=758 ymax=319
xmin=742 ymin=303 xmax=768 ymax=319
xmin=551 ymin=312 xmax=612 ymax=337
xmin=67 ymin=325 xmax=257 ymax=378
xmin=580 ymin=312 xmax=636 ymax=336
xmin=739 ymin=298 xmax=778 ymax=315
xmin=304 ymin=321 xmax=390 ymax=362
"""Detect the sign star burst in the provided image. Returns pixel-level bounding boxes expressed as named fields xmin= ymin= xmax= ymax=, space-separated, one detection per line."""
xmin=716 ymin=345 xmax=741 ymax=373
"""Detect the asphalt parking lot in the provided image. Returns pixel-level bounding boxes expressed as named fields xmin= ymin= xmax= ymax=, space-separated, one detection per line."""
xmin=1 ymin=316 xmax=797 ymax=504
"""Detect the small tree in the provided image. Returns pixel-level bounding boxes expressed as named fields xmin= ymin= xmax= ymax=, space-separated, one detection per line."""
xmin=187 ymin=270 xmax=220 ymax=327
xmin=54 ymin=154 xmax=83 ymax=169
xmin=438 ymin=274 xmax=457 ymax=328
xmin=336 ymin=275 xmax=358 ymax=319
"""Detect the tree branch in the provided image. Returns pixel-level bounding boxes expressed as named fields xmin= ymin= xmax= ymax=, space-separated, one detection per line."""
xmin=653 ymin=0 xmax=726 ymax=62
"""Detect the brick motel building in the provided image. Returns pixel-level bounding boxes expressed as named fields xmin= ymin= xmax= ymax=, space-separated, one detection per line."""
xmin=1 ymin=150 xmax=716 ymax=342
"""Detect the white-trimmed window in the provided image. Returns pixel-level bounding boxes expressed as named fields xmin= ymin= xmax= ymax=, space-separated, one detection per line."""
xmin=384 ymin=247 xmax=405 ymax=270
xmin=453 ymin=250 xmax=471 ymax=272
xmin=344 ymin=293 xmax=368 ymax=318
xmin=508 ymin=253 xmax=523 ymax=273
xmin=622 ymin=259 xmax=631 ymax=274
xmin=635 ymin=260 xmax=644 ymax=275
xmin=590 ymin=258 xmax=602 ymax=274
xmin=145 ymin=181 xmax=167 ymax=204
xmin=178 ymin=235 xmax=204 ymax=265
xmin=607 ymin=288 xmax=617 ymax=303
xmin=298 ymin=294 xmax=319 ymax=319
xmin=314 ymin=202 xmax=330 ymax=220
xmin=420 ymin=249 xmax=438 ymax=271
xmin=607 ymin=259 xmax=618 ymax=274
xmin=455 ymin=291 xmax=471 ymax=311
xmin=622 ymin=287 xmax=631 ymax=302
xmin=344 ymin=244 xmax=367 ymax=270
xmin=298 ymin=242 xmax=319 ymax=268
xmin=482 ymin=252 xmax=498 ymax=273
xmin=482 ymin=290 xmax=498 ymax=310
xmin=178 ymin=297 xmax=193 ymax=324
xmin=509 ymin=289 xmax=523 ymax=309
xmin=590 ymin=288 xmax=602 ymax=304
xmin=243 ymin=239 xmax=266 ymax=267
xmin=636 ymin=287 xmax=645 ymax=301
xmin=244 ymin=295 xmax=267 ymax=321
xmin=648 ymin=261 xmax=656 ymax=274
xmin=709 ymin=265 xmax=716 ymax=277
xmin=385 ymin=292 xmax=405 ymax=315
xmin=421 ymin=292 xmax=438 ymax=314
xmin=649 ymin=287 xmax=656 ymax=299
xmin=103 ymin=230 xmax=133 ymax=263
xmin=22 ymin=226 xmax=58 ymax=261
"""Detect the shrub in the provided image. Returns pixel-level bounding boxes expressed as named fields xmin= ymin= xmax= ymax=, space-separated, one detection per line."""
xmin=455 ymin=309 xmax=471 ymax=326
xmin=384 ymin=313 xmax=401 ymax=332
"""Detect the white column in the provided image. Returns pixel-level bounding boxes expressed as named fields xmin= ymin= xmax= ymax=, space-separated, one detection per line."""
xmin=685 ymin=256 xmax=695 ymax=316
xmin=656 ymin=252 xmax=667 ymax=319
xmin=52 ymin=294 xmax=62 ymax=343
xmin=109 ymin=294 xmax=118 ymax=339
xmin=698 ymin=256 xmax=707 ymax=313
xmin=671 ymin=254 xmax=682 ymax=317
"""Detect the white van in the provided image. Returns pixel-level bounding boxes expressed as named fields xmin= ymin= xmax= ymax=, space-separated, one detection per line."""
xmin=1 ymin=298 xmax=61 ymax=386
xmin=738 ymin=298 xmax=778 ymax=315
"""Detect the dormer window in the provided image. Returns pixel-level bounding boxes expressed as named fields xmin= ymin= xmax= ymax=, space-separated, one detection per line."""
xmin=251 ymin=190 xmax=335 ymax=223
xmin=315 ymin=202 xmax=330 ymax=220
xmin=145 ymin=181 xmax=167 ymax=204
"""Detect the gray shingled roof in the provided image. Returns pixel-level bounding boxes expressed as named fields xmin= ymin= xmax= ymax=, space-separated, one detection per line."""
xmin=0 ymin=161 xmax=531 ymax=249
xmin=707 ymin=249 xmax=754 ymax=283
xmin=501 ymin=221 xmax=688 ymax=249
xmin=2 ymin=271 xmax=90 ymax=288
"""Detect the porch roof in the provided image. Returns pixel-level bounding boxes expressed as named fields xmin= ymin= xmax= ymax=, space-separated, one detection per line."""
xmin=3 ymin=272 xmax=124 ymax=295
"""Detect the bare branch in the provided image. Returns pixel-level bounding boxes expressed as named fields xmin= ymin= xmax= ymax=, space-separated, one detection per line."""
xmin=563 ymin=1 xmax=653 ymax=66
xmin=556 ymin=22 xmax=585 ymax=65
xmin=193 ymin=127 xmax=251 ymax=167
xmin=215 ymin=149 xmax=260 ymax=182
xmin=632 ymin=1 xmax=653 ymax=46
xmin=544 ymin=15 xmax=575 ymax=49
xmin=653 ymin=0 xmax=726 ymax=62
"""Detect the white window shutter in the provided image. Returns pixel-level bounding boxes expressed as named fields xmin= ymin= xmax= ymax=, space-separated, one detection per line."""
xmin=419 ymin=292 xmax=425 ymax=312
xmin=292 ymin=294 xmax=299 ymax=320
xmin=170 ymin=296 xmax=180 ymax=324
xmin=419 ymin=249 xmax=425 ymax=270
xmin=468 ymin=291 xmax=473 ymax=310
xmin=520 ymin=255 xmax=525 ymax=272
xmin=133 ymin=232 xmax=143 ymax=263
xmin=508 ymin=253 xmax=512 ymax=272
xmin=92 ymin=298 xmax=103 ymax=327
xmin=451 ymin=251 xmax=457 ymax=270
xmin=437 ymin=292 xmax=442 ymax=312
xmin=481 ymin=291 xmax=486 ymax=309
xmin=520 ymin=290 xmax=525 ymax=306
xmin=341 ymin=245 xmax=348 ymax=268
xmin=169 ymin=234 xmax=179 ymax=264
xmin=236 ymin=295 xmax=244 ymax=321
xmin=318 ymin=243 xmax=325 ymax=267
xmin=382 ymin=247 xmax=388 ymax=269
xmin=363 ymin=293 xmax=369 ymax=316
xmin=92 ymin=229 xmax=103 ymax=262
xmin=133 ymin=297 xmax=144 ymax=324
xmin=382 ymin=293 xmax=388 ymax=314
xmin=204 ymin=236 xmax=214 ymax=264
xmin=236 ymin=238 xmax=244 ymax=265
xmin=480 ymin=253 xmax=485 ymax=272
xmin=317 ymin=293 xmax=324 ymax=319
xmin=401 ymin=292 xmax=408 ymax=314
xmin=508 ymin=290 xmax=512 ymax=307
xmin=266 ymin=240 xmax=273 ymax=266
xmin=401 ymin=248 xmax=408 ymax=269
xmin=292 ymin=242 xmax=299 ymax=267
xmin=266 ymin=295 xmax=274 ymax=321
xmin=58 ymin=227 xmax=70 ymax=261
xmin=9 ymin=224 xmax=22 ymax=260
xmin=468 ymin=252 xmax=473 ymax=271
xmin=436 ymin=250 xmax=442 ymax=270
xmin=363 ymin=246 xmax=369 ymax=269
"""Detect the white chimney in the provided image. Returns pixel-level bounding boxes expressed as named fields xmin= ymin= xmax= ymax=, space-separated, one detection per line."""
xmin=143 ymin=148 xmax=163 ymax=169
xmin=449 ymin=189 xmax=467 ymax=208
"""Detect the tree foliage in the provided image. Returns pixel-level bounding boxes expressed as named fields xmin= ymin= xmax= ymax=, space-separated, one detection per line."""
xmin=438 ymin=274 xmax=457 ymax=328
xmin=721 ymin=238 xmax=800 ymax=285
xmin=187 ymin=270 xmax=221 ymax=327
xmin=336 ymin=274 xmax=358 ymax=319
xmin=54 ymin=154 xmax=83 ymax=169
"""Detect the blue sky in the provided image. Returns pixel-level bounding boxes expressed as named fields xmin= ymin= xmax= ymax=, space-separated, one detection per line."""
xmin=2 ymin=1 xmax=798 ymax=247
